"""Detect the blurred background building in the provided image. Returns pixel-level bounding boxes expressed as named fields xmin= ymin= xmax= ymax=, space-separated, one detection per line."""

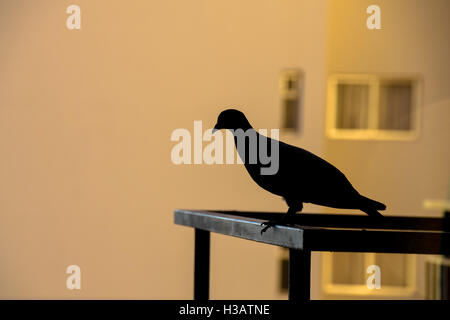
xmin=0 ymin=0 xmax=448 ymax=299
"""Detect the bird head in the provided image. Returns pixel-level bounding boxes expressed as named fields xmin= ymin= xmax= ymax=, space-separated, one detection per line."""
xmin=213 ymin=109 xmax=252 ymax=133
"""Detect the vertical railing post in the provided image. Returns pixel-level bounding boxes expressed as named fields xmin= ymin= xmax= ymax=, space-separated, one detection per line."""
xmin=288 ymin=248 xmax=311 ymax=301
xmin=194 ymin=228 xmax=210 ymax=300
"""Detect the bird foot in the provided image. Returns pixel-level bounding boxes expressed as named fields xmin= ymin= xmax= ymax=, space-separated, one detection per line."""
xmin=260 ymin=220 xmax=278 ymax=234
xmin=261 ymin=219 xmax=286 ymax=235
xmin=260 ymin=216 xmax=296 ymax=235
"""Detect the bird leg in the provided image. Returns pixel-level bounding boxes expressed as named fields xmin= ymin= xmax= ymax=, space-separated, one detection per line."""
xmin=260 ymin=207 xmax=299 ymax=234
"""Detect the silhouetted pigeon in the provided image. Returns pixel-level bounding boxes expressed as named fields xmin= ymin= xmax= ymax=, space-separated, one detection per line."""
xmin=213 ymin=109 xmax=386 ymax=234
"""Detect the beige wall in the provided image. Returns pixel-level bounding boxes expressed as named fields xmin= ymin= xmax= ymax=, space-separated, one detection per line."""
xmin=325 ymin=0 xmax=450 ymax=298
xmin=0 ymin=0 xmax=328 ymax=298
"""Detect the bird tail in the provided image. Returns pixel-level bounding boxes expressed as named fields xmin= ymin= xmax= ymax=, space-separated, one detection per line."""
xmin=359 ymin=195 xmax=386 ymax=218
xmin=359 ymin=195 xmax=386 ymax=210
xmin=361 ymin=207 xmax=384 ymax=218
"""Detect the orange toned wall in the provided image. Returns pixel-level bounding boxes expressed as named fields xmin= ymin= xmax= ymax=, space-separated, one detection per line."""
xmin=0 ymin=0 xmax=328 ymax=298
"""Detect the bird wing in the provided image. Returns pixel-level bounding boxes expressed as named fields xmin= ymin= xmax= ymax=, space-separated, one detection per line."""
xmin=241 ymin=133 xmax=362 ymax=209
xmin=275 ymin=140 xmax=361 ymax=206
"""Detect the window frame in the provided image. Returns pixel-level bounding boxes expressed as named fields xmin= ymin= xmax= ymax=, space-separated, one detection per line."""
xmin=326 ymin=74 xmax=422 ymax=141
xmin=322 ymin=252 xmax=418 ymax=297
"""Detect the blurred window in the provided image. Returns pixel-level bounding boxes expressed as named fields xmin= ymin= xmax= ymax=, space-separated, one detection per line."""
xmin=322 ymin=252 xmax=417 ymax=298
xmin=326 ymin=75 xmax=421 ymax=140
